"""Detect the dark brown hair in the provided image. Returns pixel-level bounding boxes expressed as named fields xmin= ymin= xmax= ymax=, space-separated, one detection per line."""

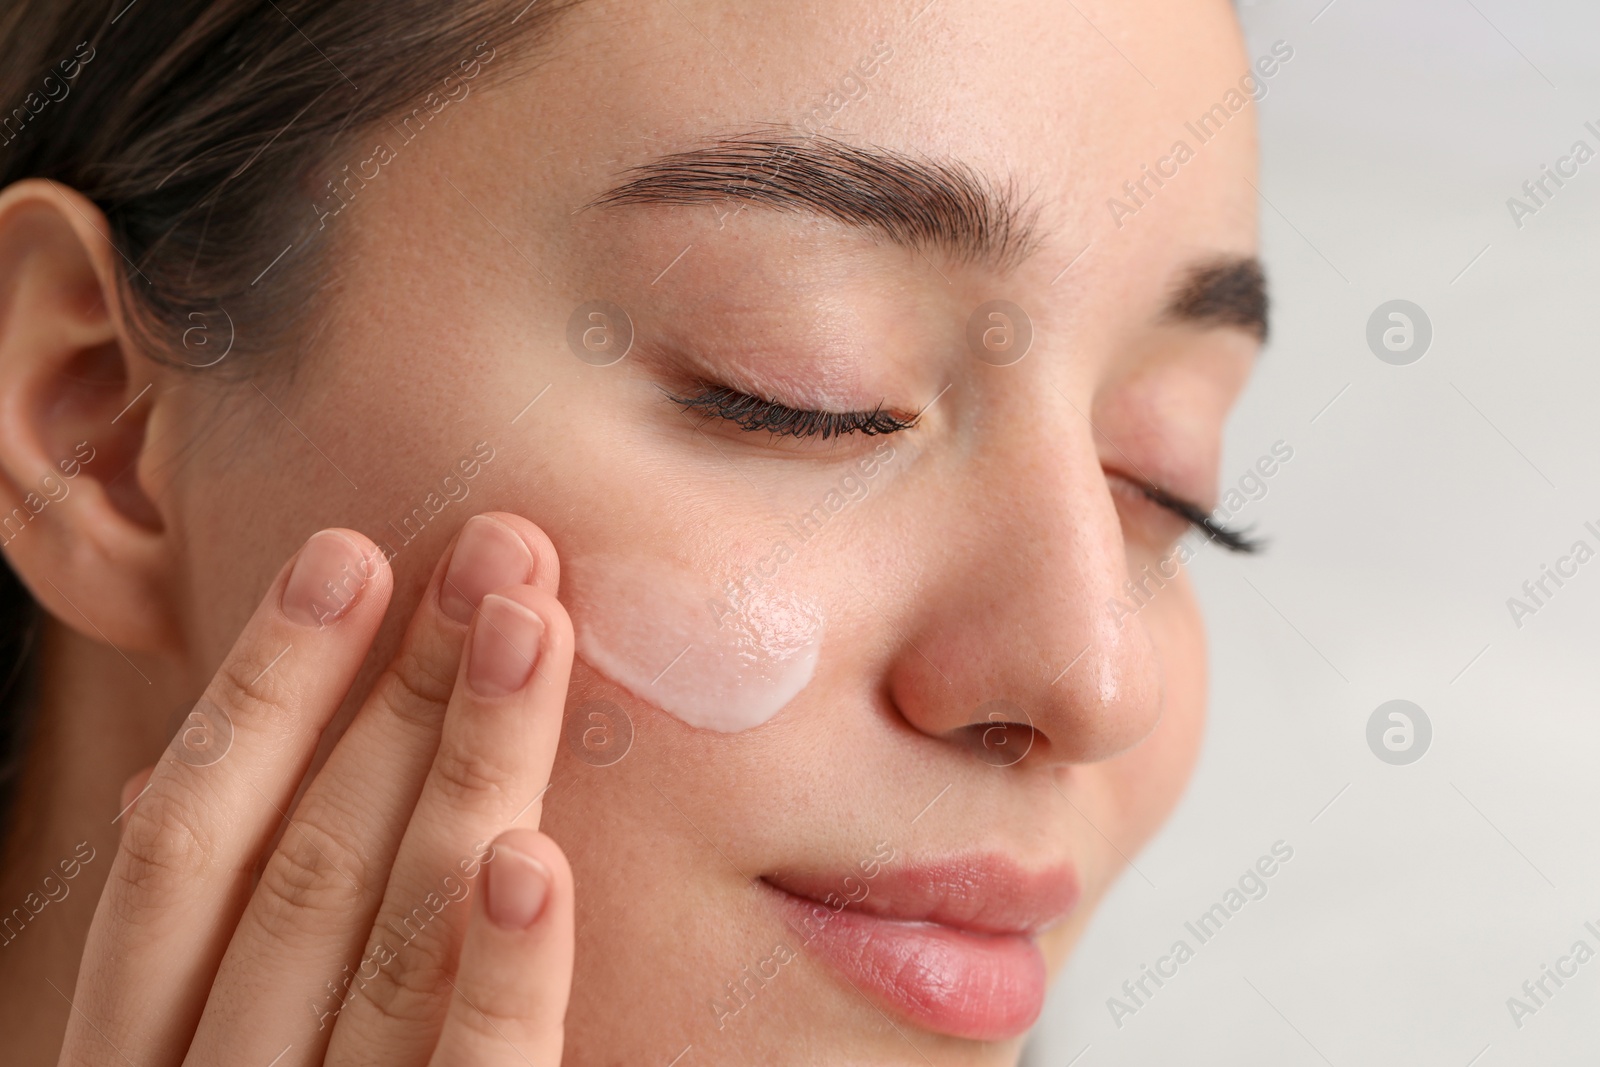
xmin=0 ymin=0 xmax=578 ymax=838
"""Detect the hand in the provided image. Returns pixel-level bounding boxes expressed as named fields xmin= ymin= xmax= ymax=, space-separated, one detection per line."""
xmin=59 ymin=513 xmax=576 ymax=1067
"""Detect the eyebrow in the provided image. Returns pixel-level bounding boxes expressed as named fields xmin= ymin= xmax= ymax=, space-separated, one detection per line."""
xmin=1164 ymin=257 xmax=1269 ymax=341
xmin=587 ymin=132 xmax=1043 ymax=270
xmin=591 ymin=133 xmax=1267 ymax=341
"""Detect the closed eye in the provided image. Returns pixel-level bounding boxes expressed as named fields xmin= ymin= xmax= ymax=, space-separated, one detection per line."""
xmin=665 ymin=384 xmax=919 ymax=440
xmin=1136 ymin=480 xmax=1262 ymax=554
xmin=666 ymin=385 xmax=1261 ymax=552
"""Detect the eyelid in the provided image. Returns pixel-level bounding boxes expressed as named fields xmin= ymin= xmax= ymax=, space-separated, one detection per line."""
xmin=665 ymin=383 xmax=919 ymax=440
xmin=1109 ymin=471 xmax=1263 ymax=554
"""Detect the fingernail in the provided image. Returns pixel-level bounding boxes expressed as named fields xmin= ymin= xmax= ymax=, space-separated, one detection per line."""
xmin=283 ymin=531 xmax=374 ymax=628
xmin=439 ymin=516 xmax=535 ymax=625
xmin=485 ymin=841 xmax=551 ymax=930
xmin=467 ymin=594 xmax=544 ymax=697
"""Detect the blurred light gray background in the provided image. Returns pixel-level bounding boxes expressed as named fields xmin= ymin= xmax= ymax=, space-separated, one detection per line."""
xmin=1026 ymin=0 xmax=1600 ymax=1062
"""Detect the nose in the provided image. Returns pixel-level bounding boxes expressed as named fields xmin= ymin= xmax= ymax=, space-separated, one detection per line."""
xmin=883 ymin=412 xmax=1166 ymax=766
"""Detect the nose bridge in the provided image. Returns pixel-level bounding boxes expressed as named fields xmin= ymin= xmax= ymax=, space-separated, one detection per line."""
xmin=885 ymin=414 xmax=1165 ymax=764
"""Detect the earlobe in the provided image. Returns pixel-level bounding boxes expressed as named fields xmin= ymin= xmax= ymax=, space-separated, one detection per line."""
xmin=0 ymin=179 xmax=179 ymax=655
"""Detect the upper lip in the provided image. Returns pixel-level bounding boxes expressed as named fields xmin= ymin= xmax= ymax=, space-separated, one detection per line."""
xmin=761 ymin=855 xmax=1080 ymax=938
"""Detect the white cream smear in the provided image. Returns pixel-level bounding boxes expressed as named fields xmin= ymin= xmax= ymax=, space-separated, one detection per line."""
xmin=564 ymin=554 xmax=823 ymax=733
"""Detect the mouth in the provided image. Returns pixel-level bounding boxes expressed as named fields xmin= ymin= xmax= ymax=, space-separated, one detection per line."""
xmin=759 ymin=856 xmax=1079 ymax=1042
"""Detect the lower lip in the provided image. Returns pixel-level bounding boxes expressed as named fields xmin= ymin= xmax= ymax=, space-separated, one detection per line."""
xmin=765 ymin=884 xmax=1048 ymax=1042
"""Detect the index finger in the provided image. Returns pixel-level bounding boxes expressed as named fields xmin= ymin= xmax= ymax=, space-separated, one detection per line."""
xmin=62 ymin=529 xmax=393 ymax=1067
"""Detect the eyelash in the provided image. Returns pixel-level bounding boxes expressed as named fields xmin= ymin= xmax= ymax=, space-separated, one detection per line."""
xmin=666 ymin=384 xmax=918 ymax=440
xmin=667 ymin=384 xmax=1262 ymax=554
xmin=1133 ymin=481 xmax=1262 ymax=555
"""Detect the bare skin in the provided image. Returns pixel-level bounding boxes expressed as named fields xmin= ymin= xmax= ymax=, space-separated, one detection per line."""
xmin=0 ymin=0 xmax=1261 ymax=1062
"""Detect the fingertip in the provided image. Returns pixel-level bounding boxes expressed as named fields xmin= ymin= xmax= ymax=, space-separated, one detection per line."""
xmin=441 ymin=516 xmax=538 ymax=625
xmin=483 ymin=833 xmax=551 ymax=930
xmin=474 ymin=512 xmax=561 ymax=595
xmin=441 ymin=829 xmax=572 ymax=1063
xmin=475 ymin=584 xmax=573 ymax=664
xmin=488 ymin=829 xmax=570 ymax=886
xmin=480 ymin=830 xmax=572 ymax=925
xmin=280 ymin=526 xmax=393 ymax=629
xmin=466 ymin=594 xmax=546 ymax=698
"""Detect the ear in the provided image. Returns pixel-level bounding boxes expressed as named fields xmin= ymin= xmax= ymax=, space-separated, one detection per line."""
xmin=0 ymin=179 xmax=178 ymax=655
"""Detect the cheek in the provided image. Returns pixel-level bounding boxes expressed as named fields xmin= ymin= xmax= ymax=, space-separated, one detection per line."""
xmin=563 ymin=553 xmax=823 ymax=733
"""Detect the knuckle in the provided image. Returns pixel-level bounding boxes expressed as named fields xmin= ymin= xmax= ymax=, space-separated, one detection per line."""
xmin=429 ymin=741 xmax=519 ymax=806
xmin=450 ymin=984 xmax=542 ymax=1045
xmin=254 ymin=811 xmax=374 ymax=931
xmin=372 ymin=641 xmax=458 ymax=733
xmin=111 ymin=780 xmax=219 ymax=918
xmin=351 ymin=926 xmax=451 ymax=1027
xmin=209 ymin=652 xmax=295 ymax=732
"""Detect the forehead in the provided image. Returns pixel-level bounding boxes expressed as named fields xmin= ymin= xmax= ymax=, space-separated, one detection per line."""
xmin=503 ymin=0 xmax=1258 ymax=250
xmin=335 ymin=0 xmax=1263 ymax=378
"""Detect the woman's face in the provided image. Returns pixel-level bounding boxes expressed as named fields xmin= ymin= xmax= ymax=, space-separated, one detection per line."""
xmin=150 ymin=0 xmax=1260 ymax=1060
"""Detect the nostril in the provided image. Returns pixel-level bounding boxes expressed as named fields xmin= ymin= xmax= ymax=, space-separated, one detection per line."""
xmin=958 ymin=699 xmax=1037 ymax=767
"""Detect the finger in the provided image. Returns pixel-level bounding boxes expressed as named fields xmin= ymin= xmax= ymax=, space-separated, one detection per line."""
xmin=428 ymin=830 xmax=572 ymax=1067
xmin=114 ymin=766 xmax=155 ymax=825
xmin=184 ymin=514 xmax=558 ymax=1067
xmin=65 ymin=529 xmax=393 ymax=1066
xmin=328 ymin=583 xmax=573 ymax=1066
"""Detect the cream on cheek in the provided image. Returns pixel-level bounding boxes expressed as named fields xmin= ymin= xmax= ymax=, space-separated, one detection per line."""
xmin=563 ymin=554 xmax=823 ymax=733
